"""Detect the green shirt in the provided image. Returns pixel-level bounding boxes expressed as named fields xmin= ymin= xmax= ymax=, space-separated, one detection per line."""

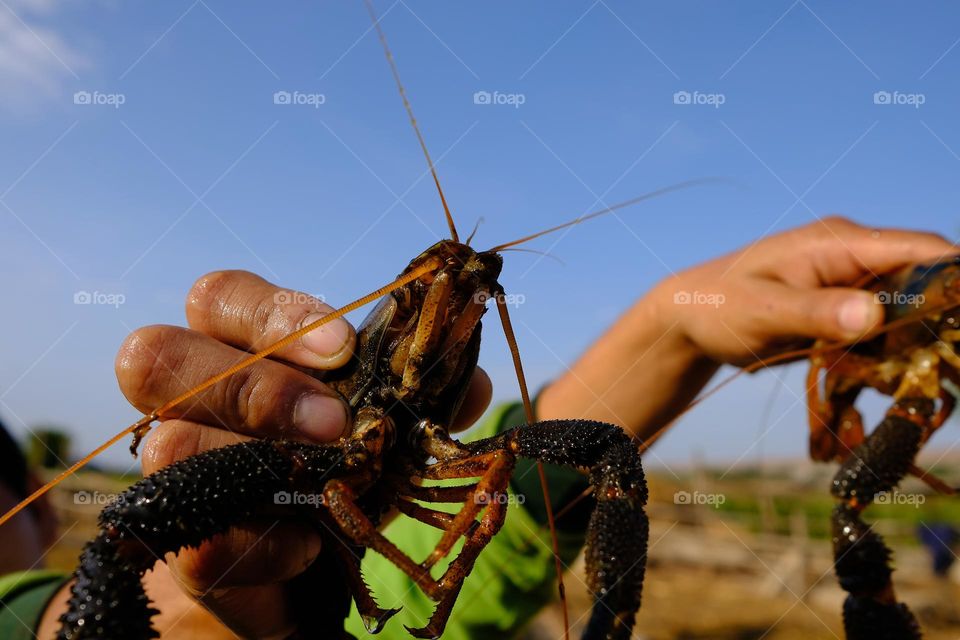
xmin=0 ymin=571 xmax=66 ymax=639
xmin=0 ymin=402 xmax=590 ymax=638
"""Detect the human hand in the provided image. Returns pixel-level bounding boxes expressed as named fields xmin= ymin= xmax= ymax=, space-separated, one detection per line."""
xmin=107 ymin=270 xmax=490 ymax=638
xmin=538 ymin=217 xmax=955 ymax=440
xmin=652 ymin=217 xmax=955 ymax=366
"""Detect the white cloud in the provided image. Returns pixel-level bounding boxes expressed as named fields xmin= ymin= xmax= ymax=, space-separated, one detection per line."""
xmin=0 ymin=1 xmax=90 ymax=110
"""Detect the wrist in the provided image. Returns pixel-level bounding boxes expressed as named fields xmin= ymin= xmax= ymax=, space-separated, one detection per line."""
xmin=646 ymin=277 xmax=711 ymax=366
xmin=538 ymin=281 xmax=719 ymax=440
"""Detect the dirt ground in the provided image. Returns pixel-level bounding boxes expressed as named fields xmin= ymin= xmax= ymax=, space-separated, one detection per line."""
xmin=526 ymin=518 xmax=960 ymax=640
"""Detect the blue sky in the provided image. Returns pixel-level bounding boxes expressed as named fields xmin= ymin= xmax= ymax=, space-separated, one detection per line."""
xmin=0 ymin=1 xmax=958 ymax=472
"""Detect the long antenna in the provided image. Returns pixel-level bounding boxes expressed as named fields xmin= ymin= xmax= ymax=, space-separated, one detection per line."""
xmin=0 ymin=258 xmax=442 ymax=529
xmin=363 ymin=0 xmax=459 ymax=242
xmin=487 ymin=178 xmax=720 ymax=252
xmin=495 ymin=296 xmax=571 ymax=640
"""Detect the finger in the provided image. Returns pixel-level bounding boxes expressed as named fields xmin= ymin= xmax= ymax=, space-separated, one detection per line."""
xmin=784 ymin=217 xmax=956 ymax=286
xmin=191 ymin=583 xmax=293 ymax=639
xmin=751 ymin=281 xmax=883 ymax=343
xmin=451 ymin=368 xmax=492 ymax=431
xmin=141 ymin=419 xmax=254 ymax=475
xmin=142 ymin=422 xmax=324 ymax=589
xmin=142 ymin=562 xmax=292 ymax=640
xmin=187 ymin=270 xmax=356 ymax=370
xmin=168 ymin=520 xmax=323 ymax=592
xmin=117 ymin=326 xmax=350 ymax=442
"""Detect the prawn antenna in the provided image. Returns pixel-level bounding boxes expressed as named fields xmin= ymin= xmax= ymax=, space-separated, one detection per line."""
xmin=363 ymin=0 xmax=459 ymax=242
xmin=0 ymin=257 xmax=442 ymax=529
xmin=488 ymin=178 xmax=722 ymax=252
xmin=465 ymin=216 xmax=485 ymax=245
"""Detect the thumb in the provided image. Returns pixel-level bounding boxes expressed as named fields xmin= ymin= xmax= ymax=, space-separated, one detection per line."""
xmin=758 ymin=284 xmax=884 ymax=343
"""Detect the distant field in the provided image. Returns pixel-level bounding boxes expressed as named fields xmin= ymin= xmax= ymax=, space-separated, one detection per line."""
xmin=527 ymin=456 xmax=960 ymax=639
xmin=655 ymin=457 xmax=960 ymax=543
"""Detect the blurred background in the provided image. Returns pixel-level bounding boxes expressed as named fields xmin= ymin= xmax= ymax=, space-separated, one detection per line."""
xmin=1 ymin=1 xmax=959 ymax=637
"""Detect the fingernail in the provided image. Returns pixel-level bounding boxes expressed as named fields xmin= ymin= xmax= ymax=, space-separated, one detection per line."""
xmin=300 ymin=312 xmax=352 ymax=359
xmin=838 ymin=296 xmax=872 ymax=335
xmin=294 ymin=393 xmax=349 ymax=441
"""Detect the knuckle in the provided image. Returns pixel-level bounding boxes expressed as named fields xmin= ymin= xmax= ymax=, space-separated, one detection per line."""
xmin=143 ymin=422 xmax=249 ymax=475
xmin=115 ymin=325 xmax=180 ymax=405
xmin=223 ymin=365 xmax=299 ymax=433
xmin=185 ymin=270 xmax=251 ymax=328
xmin=822 ymin=214 xmax=852 ymax=226
xmin=141 ymin=421 xmax=201 ymax=473
xmin=819 ymin=215 xmax=858 ymax=233
xmin=187 ymin=270 xmax=230 ymax=312
xmin=258 ymin=299 xmax=288 ymax=338
xmin=230 ymin=368 xmax=259 ymax=428
xmin=234 ymin=282 xmax=305 ymax=341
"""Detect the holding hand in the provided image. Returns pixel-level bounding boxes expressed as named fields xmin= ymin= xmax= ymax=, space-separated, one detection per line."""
xmin=539 ymin=217 xmax=955 ymax=439
xmin=655 ymin=216 xmax=953 ymax=364
xmin=40 ymin=270 xmax=491 ymax=639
